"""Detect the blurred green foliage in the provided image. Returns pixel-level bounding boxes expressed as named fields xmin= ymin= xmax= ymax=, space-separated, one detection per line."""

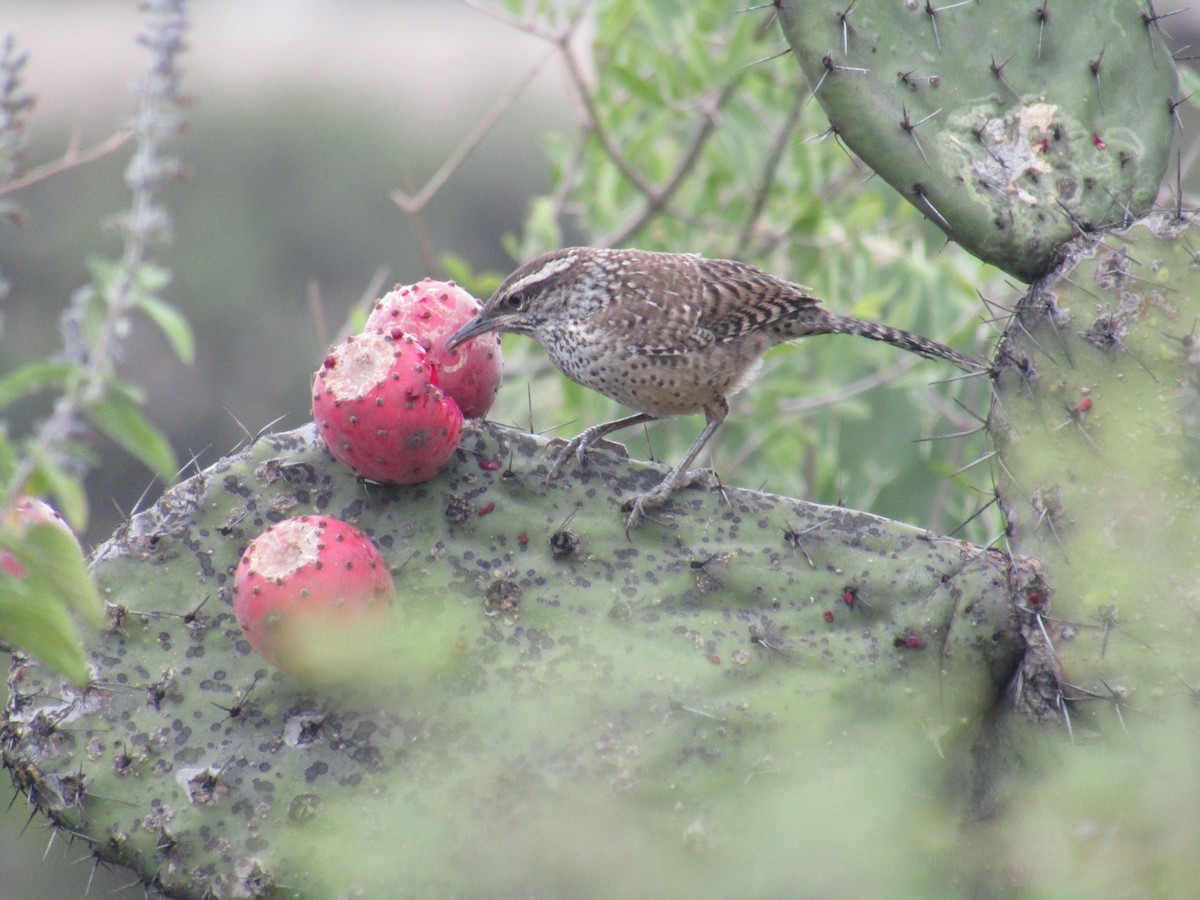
xmin=0 ymin=4 xmax=558 ymax=893
xmin=0 ymin=1 xmax=191 ymax=684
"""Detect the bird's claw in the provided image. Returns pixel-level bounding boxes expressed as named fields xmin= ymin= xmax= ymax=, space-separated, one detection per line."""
xmin=544 ymin=441 xmax=576 ymax=484
xmin=622 ymin=494 xmax=650 ymax=539
xmin=545 ymin=436 xmax=629 ymax=484
xmin=680 ymin=467 xmax=718 ymax=489
xmin=621 ymin=469 xmax=721 ymax=537
xmin=620 ymin=485 xmax=673 ymax=538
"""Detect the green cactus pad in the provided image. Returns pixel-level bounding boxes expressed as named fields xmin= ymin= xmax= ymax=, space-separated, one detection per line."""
xmin=776 ymin=0 xmax=1178 ymax=281
xmin=985 ymin=212 xmax=1200 ymax=891
xmin=4 ymin=422 xmax=1029 ymax=897
xmin=992 ymin=210 xmax=1200 ymax=721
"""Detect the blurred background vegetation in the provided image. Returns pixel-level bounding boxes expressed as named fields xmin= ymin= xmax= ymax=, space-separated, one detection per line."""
xmin=2 ymin=2 xmax=565 ymax=893
xmin=2 ymin=0 xmax=1198 ymax=895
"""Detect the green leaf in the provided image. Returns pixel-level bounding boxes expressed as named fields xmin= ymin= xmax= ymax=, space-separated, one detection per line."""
xmin=131 ymin=260 xmax=171 ymax=296
xmin=84 ymin=254 xmax=120 ymax=290
xmin=0 ymin=522 xmax=102 ymax=627
xmin=439 ymin=252 xmax=505 ymax=299
xmin=0 ymin=522 xmax=100 ymax=686
xmin=86 ymin=254 xmax=169 ymax=296
xmin=87 ymin=391 xmax=177 ymax=482
xmin=608 ymin=63 xmax=664 ymax=106
xmin=110 ymin=377 xmax=147 ymax=406
xmin=138 ymin=294 xmax=195 ymax=364
xmin=438 ymin=251 xmax=475 ymax=286
xmin=0 ymin=360 xmax=75 ymax=412
xmin=25 ymin=458 xmax=90 ymax=536
xmin=0 ymin=573 xmax=89 ymax=686
xmin=70 ymin=282 xmax=107 ymax=346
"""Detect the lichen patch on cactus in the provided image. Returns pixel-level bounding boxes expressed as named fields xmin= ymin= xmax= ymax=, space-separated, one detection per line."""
xmin=777 ymin=0 xmax=1178 ymax=281
xmin=958 ymin=102 xmax=1060 ymax=200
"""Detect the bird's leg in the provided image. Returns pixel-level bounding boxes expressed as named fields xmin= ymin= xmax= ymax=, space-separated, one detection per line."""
xmin=546 ymin=412 xmax=659 ymax=484
xmin=623 ymin=398 xmax=728 ymax=533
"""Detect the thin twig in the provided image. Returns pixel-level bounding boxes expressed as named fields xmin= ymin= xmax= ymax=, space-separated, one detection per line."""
xmin=395 ymin=159 xmax=439 ymax=276
xmin=599 ymin=77 xmax=743 ymax=247
xmin=392 ymin=46 xmax=556 ymax=216
xmin=460 ymin=0 xmax=560 ymax=42
xmin=776 ymin=354 xmax=924 ymax=414
xmin=554 ymin=32 xmax=658 ymax=198
xmin=0 ymin=128 xmax=134 ymax=197
xmin=737 ymin=90 xmax=805 ymax=255
xmin=549 ymin=132 xmax=589 ymax=226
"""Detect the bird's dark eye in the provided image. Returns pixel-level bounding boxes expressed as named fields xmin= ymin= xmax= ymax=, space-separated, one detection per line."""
xmin=503 ymin=290 xmax=528 ymax=312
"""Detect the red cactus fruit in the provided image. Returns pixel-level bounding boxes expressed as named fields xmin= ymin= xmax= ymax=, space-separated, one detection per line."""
xmin=312 ymin=331 xmax=463 ymax=484
xmin=231 ymin=515 xmax=395 ymax=679
xmin=365 ymin=279 xmax=502 ymax=418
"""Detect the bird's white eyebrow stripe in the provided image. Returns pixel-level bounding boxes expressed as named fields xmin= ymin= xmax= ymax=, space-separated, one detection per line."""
xmin=507 ymin=254 xmax=577 ymax=294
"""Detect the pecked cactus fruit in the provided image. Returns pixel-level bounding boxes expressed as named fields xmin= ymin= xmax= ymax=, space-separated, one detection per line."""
xmin=365 ymin=279 xmax=503 ymax=419
xmin=312 ymin=331 xmax=464 ymax=484
xmin=775 ymin=0 xmax=1179 ymax=281
xmin=3 ymin=421 xmax=1032 ymax=897
xmin=230 ymin=515 xmax=396 ymax=680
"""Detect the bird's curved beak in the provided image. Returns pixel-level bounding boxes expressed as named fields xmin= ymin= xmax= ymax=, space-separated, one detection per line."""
xmin=444 ymin=315 xmax=496 ymax=353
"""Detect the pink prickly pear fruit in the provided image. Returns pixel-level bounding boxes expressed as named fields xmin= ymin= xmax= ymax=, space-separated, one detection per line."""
xmin=365 ymin=279 xmax=502 ymax=419
xmin=1 ymin=497 xmax=79 ymax=577
xmin=312 ymin=331 xmax=463 ymax=484
xmin=231 ymin=515 xmax=395 ymax=680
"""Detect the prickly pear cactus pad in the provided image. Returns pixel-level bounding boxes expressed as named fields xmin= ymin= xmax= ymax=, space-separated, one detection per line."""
xmin=984 ymin=213 xmax=1200 ymax=894
xmin=3 ymin=422 xmax=1030 ymax=897
xmin=775 ymin=0 xmax=1178 ymax=282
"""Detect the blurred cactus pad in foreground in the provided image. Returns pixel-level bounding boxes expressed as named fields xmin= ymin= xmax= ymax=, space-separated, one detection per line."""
xmin=5 ymin=423 xmax=1038 ymax=896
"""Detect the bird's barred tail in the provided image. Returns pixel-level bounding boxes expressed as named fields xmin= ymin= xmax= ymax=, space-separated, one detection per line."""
xmin=823 ymin=312 xmax=982 ymax=372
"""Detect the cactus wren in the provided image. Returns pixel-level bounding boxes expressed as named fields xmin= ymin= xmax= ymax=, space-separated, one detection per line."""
xmin=445 ymin=247 xmax=982 ymax=532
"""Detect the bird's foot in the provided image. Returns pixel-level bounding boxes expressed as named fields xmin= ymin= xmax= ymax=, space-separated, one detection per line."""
xmin=679 ymin=468 xmax=718 ymax=489
xmin=621 ymin=479 xmax=684 ymax=536
xmin=621 ymin=492 xmax=657 ymax=538
xmin=545 ymin=435 xmax=628 ymax=483
xmin=621 ymin=469 xmax=721 ymax=536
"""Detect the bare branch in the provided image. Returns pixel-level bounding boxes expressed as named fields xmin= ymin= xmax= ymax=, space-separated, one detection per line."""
xmin=598 ymin=76 xmax=743 ymax=247
xmin=554 ymin=33 xmax=658 ymax=198
xmin=0 ymin=128 xmax=135 ymax=198
xmin=460 ymin=0 xmax=561 ymax=42
xmin=392 ymin=46 xmax=556 ymax=216
xmin=395 ymin=159 xmax=439 ymax=276
xmin=736 ymin=91 xmax=804 ymax=255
